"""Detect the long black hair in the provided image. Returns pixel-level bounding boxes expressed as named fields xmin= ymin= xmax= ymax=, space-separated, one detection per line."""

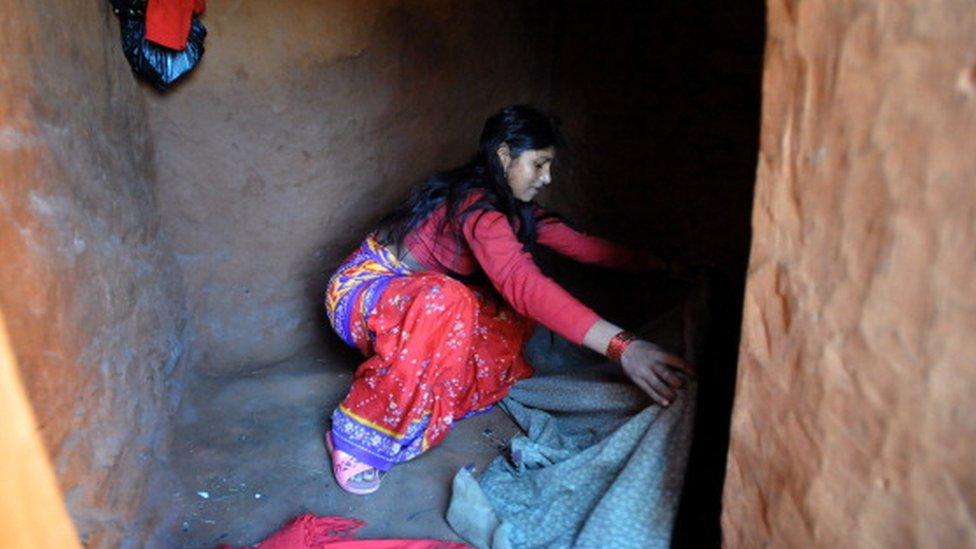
xmin=376 ymin=105 xmax=564 ymax=255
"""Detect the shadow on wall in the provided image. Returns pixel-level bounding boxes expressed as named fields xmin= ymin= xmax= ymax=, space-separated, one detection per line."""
xmin=546 ymin=1 xmax=764 ymax=276
xmin=540 ymin=1 xmax=766 ymax=546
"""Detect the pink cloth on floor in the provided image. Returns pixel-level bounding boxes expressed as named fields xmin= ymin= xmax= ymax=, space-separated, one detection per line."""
xmin=217 ymin=514 xmax=470 ymax=549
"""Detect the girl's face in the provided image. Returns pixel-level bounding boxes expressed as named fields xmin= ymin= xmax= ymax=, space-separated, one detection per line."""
xmin=498 ymin=144 xmax=556 ymax=202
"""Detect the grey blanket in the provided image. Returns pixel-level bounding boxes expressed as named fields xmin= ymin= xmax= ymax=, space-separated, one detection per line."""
xmin=447 ymin=287 xmax=705 ymax=549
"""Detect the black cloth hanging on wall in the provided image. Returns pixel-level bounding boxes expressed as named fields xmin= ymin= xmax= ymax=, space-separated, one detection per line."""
xmin=111 ymin=0 xmax=207 ymax=91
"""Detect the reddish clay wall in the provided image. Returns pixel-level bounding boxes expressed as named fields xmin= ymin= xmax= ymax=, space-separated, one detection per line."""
xmin=0 ymin=1 xmax=190 ymax=545
xmin=723 ymin=1 xmax=976 ymax=545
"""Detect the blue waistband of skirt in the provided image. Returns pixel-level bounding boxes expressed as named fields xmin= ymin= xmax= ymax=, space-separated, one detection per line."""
xmin=329 ymin=235 xmax=415 ymax=349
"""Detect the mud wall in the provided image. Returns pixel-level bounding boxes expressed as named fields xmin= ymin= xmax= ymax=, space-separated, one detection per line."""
xmin=0 ymin=1 xmax=190 ymax=546
xmin=723 ymin=1 xmax=976 ymax=546
xmin=146 ymin=0 xmax=554 ymax=374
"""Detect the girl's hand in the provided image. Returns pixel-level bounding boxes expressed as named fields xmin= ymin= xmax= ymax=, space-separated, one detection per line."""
xmin=620 ymin=339 xmax=695 ymax=406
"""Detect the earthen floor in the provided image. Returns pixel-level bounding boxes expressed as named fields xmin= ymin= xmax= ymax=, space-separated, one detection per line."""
xmin=146 ymin=348 xmax=519 ymax=548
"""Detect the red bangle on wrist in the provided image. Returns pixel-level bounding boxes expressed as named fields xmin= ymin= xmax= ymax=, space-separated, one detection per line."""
xmin=607 ymin=330 xmax=637 ymax=364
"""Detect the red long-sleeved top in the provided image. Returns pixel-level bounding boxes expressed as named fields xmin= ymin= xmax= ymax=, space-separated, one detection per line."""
xmin=403 ymin=193 xmax=643 ymax=345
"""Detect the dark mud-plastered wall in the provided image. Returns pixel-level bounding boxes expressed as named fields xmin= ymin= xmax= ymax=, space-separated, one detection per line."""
xmin=540 ymin=3 xmax=765 ymax=545
xmin=544 ymin=1 xmax=764 ymax=277
xmin=146 ymin=0 xmax=555 ymax=374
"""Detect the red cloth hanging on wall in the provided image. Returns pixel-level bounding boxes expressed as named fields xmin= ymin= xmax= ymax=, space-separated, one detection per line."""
xmin=145 ymin=0 xmax=206 ymax=50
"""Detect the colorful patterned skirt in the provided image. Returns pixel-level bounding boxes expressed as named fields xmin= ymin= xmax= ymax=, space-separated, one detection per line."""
xmin=325 ymin=234 xmax=535 ymax=471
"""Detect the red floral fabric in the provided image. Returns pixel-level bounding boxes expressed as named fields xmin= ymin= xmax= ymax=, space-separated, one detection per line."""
xmin=330 ymin=271 xmax=534 ymax=471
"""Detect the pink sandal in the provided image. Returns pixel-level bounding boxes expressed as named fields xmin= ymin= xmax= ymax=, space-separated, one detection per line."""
xmin=325 ymin=432 xmax=384 ymax=495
